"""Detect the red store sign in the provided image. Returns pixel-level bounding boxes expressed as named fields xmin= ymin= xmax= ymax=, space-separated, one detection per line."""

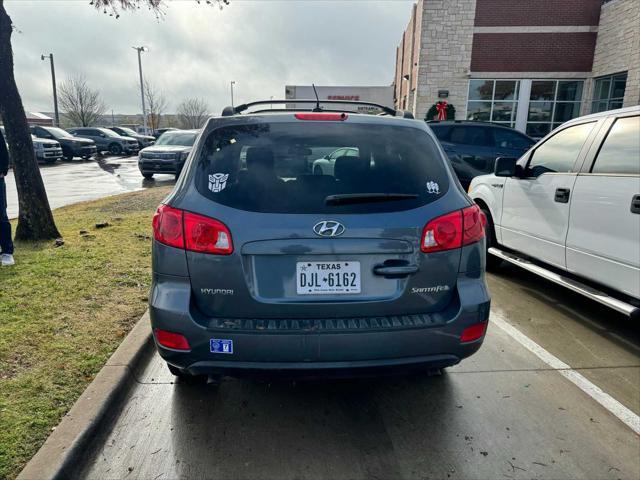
xmin=327 ymin=95 xmax=360 ymax=101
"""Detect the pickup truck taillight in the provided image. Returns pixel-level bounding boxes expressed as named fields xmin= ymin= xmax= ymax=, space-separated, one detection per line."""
xmin=152 ymin=204 xmax=233 ymax=255
xmin=421 ymin=205 xmax=485 ymax=253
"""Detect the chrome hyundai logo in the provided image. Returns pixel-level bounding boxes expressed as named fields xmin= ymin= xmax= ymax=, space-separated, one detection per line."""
xmin=313 ymin=220 xmax=345 ymax=237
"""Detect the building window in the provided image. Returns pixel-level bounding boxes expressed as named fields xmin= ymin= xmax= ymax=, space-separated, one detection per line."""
xmin=591 ymin=72 xmax=627 ymax=113
xmin=526 ymin=80 xmax=583 ymax=138
xmin=467 ymin=80 xmax=519 ymax=128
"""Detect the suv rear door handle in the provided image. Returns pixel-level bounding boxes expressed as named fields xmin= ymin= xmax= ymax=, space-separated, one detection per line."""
xmin=373 ymin=264 xmax=419 ymax=279
xmin=631 ymin=194 xmax=640 ymax=214
xmin=554 ymin=188 xmax=571 ymax=203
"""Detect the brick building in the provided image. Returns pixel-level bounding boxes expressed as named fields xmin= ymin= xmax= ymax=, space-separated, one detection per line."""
xmin=394 ymin=0 xmax=640 ymax=137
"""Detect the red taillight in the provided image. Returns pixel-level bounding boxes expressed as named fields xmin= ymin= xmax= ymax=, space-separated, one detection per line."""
xmin=460 ymin=322 xmax=488 ymax=343
xmin=421 ymin=210 xmax=463 ymax=253
xmin=152 ymin=204 xmax=233 ymax=254
xmin=153 ymin=204 xmax=184 ymax=249
xmin=463 ymin=204 xmax=485 ymax=246
xmin=421 ymin=205 xmax=485 ymax=253
xmin=184 ymin=211 xmax=233 ymax=255
xmin=154 ymin=328 xmax=191 ymax=351
xmin=294 ymin=113 xmax=348 ymax=121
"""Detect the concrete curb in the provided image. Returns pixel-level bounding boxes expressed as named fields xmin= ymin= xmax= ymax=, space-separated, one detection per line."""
xmin=17 ymin=311 xmax=154 ymax=480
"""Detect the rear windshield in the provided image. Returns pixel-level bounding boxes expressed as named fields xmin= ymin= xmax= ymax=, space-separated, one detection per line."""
xmin=43 ymin=127 xmax=74 ymax=139
xmin=157 ymin=131 xmax=197 ymax=146
xmin=194 ymin=121 xmax=449 ymax=214
xmin=429 ymin=125 xmax=451 ymax=141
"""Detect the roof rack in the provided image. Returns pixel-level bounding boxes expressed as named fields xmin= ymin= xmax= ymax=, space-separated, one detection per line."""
xmin=221 ymin=99 xmax=414 ymax=119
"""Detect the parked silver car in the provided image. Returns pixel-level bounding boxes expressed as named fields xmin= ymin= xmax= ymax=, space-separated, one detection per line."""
xmin=0 ymin=126 xmax=63 ymax=164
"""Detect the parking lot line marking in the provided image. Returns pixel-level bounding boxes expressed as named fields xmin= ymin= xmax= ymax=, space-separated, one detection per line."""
xmin=491 ymin=311 xmax=640 ymax=436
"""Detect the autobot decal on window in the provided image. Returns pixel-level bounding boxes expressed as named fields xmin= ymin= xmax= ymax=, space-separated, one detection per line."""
xmin=426 ymin=181 xmax=440 ymax=194
xmin=208 ymin=173 xmax=229 ymax=193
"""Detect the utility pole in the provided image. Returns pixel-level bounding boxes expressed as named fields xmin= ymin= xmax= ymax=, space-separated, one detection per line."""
xmin=230 ymin=80 xmax=236 ymax=109
xmin=133 ymin=46 xmax=148 ymax=133
xmin=41 ymin=53 xmax=59 ymax=126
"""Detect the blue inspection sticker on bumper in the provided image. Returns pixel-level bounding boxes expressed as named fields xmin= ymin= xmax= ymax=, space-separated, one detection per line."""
xmin=210 ymin=339 xmax=233 ymax=354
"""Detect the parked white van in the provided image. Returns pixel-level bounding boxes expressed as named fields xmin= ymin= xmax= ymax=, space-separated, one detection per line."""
xmin=470 ymin=106 xmax=639 ymax=319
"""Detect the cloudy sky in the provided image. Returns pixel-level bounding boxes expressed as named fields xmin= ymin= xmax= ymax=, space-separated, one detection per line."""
xmin=7 ymin=0 xmax=413 ymax=116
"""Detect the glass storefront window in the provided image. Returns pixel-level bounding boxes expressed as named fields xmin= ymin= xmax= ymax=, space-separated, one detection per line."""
xmin=591 ymin=72 xmax=627 ymax=113
xmin=554 ymin=102 xmax=581 ymax=123
xmin=467 ymin=80 xmax=519 ymax=128
xmin=530 ymin=81 xmax=555 ymax=101
xmin=526 ymin=80 xmax=583 ymax=138
xmin=494 ymin=81 xmax=518 ymax=100
xmin=492 ymin=102 xmax=517 ymax=122
xmin=527 ymin=102 xmax=553 ymax=122
xmin=557 ymin=81 xmax=583 ymax=101
xmin=468 ymin=80 xmax=494 ymax=100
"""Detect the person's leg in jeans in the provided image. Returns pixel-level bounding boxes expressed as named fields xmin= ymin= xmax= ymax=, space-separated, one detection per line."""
xmin=0 ymin=177 xmax=14 ymax=256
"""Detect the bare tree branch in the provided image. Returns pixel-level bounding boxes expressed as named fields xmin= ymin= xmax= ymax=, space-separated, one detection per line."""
xmin=58 ymin=75 xmax=107 ymax=127
xmin=143 ymin=77 xmax=168 ymax=131
xmin=89 ymin=0 xmax=229 ymax=18
xmin=177 ymin=97 xmax=210 ymax=129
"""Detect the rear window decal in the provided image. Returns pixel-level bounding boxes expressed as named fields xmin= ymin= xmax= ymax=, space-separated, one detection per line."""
xmin=426 ymin=181 xmax=440 ymax=194
xmin=209 ymin=173 xmax=229 ymax=193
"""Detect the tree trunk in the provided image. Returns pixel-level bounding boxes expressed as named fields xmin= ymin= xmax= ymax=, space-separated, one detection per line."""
xmin=0 ymin=1 xmax=60 ymax=240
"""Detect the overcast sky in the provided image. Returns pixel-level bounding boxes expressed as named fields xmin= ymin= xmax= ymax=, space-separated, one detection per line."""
xmin=7 ymin=0 xmax=413 ymax=116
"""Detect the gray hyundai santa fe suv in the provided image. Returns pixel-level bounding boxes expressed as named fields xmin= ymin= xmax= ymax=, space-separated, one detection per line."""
xmin=150 ymin=100 xmax=490 ymax=382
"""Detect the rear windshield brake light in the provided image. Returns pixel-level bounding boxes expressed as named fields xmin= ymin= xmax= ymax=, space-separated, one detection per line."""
xmin=294 ymin=113 xmax=348 ymax=121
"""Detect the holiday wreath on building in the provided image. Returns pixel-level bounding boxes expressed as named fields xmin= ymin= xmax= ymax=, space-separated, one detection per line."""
xmin=425 ymin=101 xmax=456 ymax=121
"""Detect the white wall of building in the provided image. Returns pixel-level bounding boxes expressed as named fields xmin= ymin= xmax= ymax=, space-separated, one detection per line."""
xmin=285 ymin=85 xmax=394 ymax=113
xmin=582 ymin=0 xmax=640 ymax=114
xmin=414 ymin=0 xmax=476 ymax=121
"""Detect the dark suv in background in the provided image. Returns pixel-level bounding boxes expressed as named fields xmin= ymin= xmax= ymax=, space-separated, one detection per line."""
xmin=68 ymin=127 xmax=139 ymax=156
xmin=138 ymin=129 xmax=198 ymax=179
xmin=31 ymin=126 xmax=98 ymax=161
xmin=107 ymin=126 xmax=155 ymax=149
xmin=429 ymin=121 xmax=535 ymax=189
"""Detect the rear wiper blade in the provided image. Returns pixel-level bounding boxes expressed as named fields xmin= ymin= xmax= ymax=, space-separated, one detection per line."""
xmin=325 ymin=193 xmax=419 ymax=206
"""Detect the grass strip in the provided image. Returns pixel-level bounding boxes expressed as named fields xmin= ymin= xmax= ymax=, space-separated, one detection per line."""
xmin=0 ymin=187 xmax=171 ymax=479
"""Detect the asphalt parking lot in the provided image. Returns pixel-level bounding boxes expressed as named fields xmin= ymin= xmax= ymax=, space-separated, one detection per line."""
xmin=4 ymin=156 xmax=175 ymax=219
xmin=74 ymin=265 xmax=639 ymax=480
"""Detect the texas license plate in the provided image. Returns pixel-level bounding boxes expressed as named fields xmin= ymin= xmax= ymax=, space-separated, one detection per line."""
xmin=296 ymin=261 xmax=361 ymax=295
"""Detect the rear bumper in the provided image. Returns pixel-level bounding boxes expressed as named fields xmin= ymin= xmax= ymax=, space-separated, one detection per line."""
xmin=149 ymin=273 xmax=490 ymax=378
xmin=138 ymin=159 xmax=182 ymax=174
xmin=66 ymin=145 xmax=97 ymax=157
xmin=36 ymin=149 xmax=63 ymax=160
xmin=178 ymin=354 xmax=462 ymax=379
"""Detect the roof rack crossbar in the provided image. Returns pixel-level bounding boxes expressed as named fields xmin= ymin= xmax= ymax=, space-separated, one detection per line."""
xmin=228 ymin=99 xmax=398 ymax=117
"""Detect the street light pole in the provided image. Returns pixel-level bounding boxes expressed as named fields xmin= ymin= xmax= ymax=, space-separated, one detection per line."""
xmin=133 ymin=46 xmax=148 ymax=133
xmin=41 ymin=53 xmax=59 ymax=126
xmin=230 ymin=81 xmax=236 ymax=109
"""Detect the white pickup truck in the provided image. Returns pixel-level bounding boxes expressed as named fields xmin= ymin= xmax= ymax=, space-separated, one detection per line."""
xmin=470 ymin=106 xmax=640 ymax=319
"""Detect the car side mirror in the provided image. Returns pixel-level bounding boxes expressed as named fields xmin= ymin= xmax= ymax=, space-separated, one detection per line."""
xmin=494 ymin=157 xmax=518 ymax=177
